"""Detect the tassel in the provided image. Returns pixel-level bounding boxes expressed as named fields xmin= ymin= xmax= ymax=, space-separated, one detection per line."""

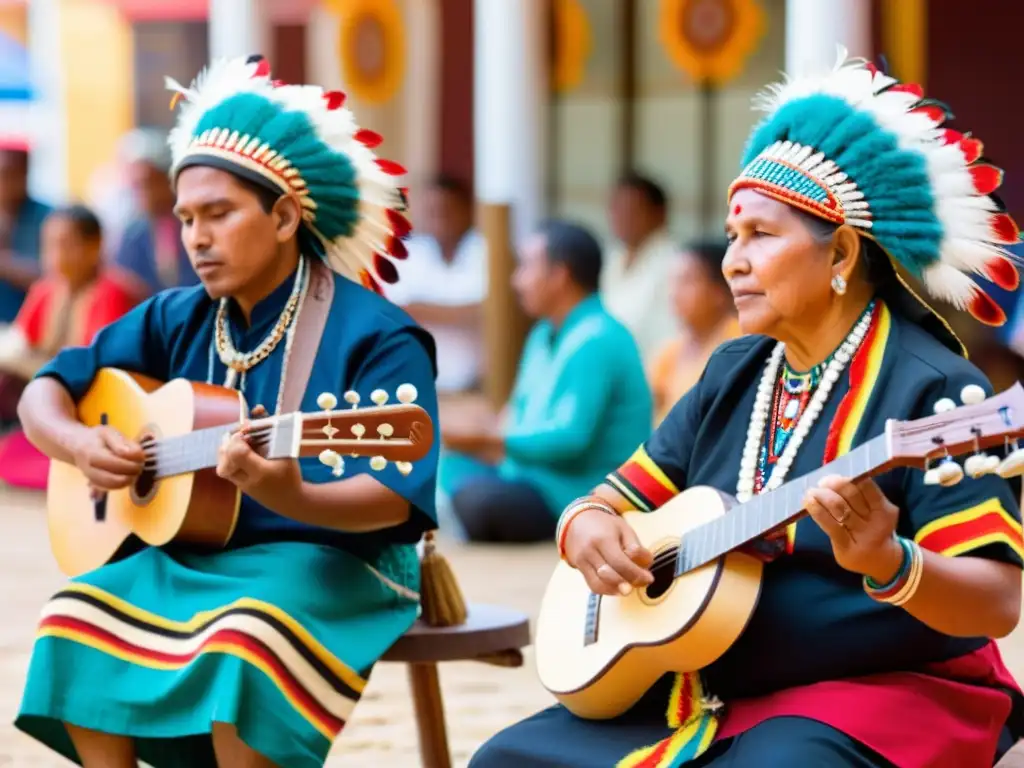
xmin=419 ymin=531 xmax=468 ymax=627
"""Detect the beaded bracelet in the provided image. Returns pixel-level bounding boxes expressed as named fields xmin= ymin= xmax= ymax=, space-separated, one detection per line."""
xmin=863 ymin=536 xmax=924 ymax=606
xmin=555 ymin=497 xmax=617 ymax=561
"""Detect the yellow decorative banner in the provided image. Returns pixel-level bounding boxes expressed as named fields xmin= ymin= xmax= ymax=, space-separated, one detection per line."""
xmin=552 ymin=0 xmax=592 ymax=93
xmin=658 ymin=0 xmax=766 ymax=86
xmin=329 ymin=0 xmax=406 ymax=105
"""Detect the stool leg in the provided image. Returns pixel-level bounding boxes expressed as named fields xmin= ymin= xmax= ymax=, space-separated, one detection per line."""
xmin=408 ymin=662 xmax=452 ymax=768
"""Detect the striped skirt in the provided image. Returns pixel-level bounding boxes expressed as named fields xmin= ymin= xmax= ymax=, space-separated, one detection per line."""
xmin=15 ymin=540 xmax=420 ymax=767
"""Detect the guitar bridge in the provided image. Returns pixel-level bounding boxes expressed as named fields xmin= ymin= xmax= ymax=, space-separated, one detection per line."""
xmin=583 ymin=592 xmax=601 ymax=646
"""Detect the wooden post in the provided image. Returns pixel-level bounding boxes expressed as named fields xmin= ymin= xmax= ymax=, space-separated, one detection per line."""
xmin=480 ymin=202 xmax=528 ymax=409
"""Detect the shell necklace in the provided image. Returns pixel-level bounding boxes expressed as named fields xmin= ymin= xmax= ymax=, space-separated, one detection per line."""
xmin=214 ymin=256 xmax=308 ymax=397
xmin=736 ymin=300 xmax=875 ymax=503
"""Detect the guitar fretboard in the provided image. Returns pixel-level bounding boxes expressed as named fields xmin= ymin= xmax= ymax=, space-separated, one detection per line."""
xmin=674 ymin=434 xmax=890 ymax=575
xmin=147 ymin=418 xmax=294 ymax=479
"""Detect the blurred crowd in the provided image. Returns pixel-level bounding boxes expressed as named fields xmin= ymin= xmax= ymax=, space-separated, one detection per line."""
xmin=1 ymin=128 xmax=1022 ymax=538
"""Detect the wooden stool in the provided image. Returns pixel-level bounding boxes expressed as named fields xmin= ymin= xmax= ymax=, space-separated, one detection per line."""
xmin=382 ymin=604 xmax=531 ymax=768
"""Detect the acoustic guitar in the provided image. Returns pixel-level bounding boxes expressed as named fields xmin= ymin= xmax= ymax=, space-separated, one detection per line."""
xmin=534 ymin=383 xmax=1024 ymax=719
xmin=47 ymin=368 xmax=435 ymax=577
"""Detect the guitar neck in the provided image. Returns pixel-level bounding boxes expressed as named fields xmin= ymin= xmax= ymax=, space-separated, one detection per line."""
xmin=149 ymin=416 xmax=299 ymax=478
xmin=675 ymin=433 xmax=892 ymax=575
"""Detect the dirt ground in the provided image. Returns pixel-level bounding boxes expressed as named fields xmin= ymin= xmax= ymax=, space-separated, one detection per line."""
xmin=2 ymin=486 xmax=1023 ymax=767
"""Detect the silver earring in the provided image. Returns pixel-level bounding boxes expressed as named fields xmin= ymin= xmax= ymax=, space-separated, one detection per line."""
xmin=831 ymin=275 xmax=847 ymax=296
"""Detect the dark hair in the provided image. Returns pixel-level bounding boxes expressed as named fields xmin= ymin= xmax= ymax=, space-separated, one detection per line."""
xmin=538 ymin=219 xmax=603 ymax=293
xmin=616 ymin=171 xmax=668 ymax=210
xmin=232 ymin=173 xmax=283 ymax=214
xmin=795 ymin=209 xmax=893 ymax=289
xmin=49 ymin=204 xmax=102 ymax=241
xmin=682 ymin=239 xmax=729 ymax=291
xmin=429 ymin=174 xmax=472 ymax=203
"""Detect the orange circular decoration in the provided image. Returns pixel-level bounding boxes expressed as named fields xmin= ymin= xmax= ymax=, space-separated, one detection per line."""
xmin=659 ymin=0 xmax=766 ymax=85
xmin=332 ymin=0 xmax=405 ymax=104
xmin=552 ymin=0 xmax=592 ymax=93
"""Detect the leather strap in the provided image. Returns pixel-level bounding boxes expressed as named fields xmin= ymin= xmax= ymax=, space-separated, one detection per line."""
xmin=278 ymin=257 xmax=334 ymax=414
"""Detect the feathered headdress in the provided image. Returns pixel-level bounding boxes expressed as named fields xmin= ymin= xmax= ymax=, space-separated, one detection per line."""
xmin=729 ymin=48 xmax=1020 ymax=326
xmin=165 ymin=54 xmax=411 ymax=294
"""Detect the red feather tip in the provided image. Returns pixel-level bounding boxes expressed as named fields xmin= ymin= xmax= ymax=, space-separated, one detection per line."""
xmin=359 ymin=269 xmax=383 ymax=295
xmin=387 ymin=235 xmax=408 ymax=260
xmin=913 ymin=104 xmax=948 ymax=124
xmin=375 ymin=158 xmax=407 ymax=176
xmin=354 ymin=129 xmax=383 ymax=148
xmin=373 ymin=253 xmax=399 ymax=284
xmin=968 ymin=289 xmax=1006 ymax=326
xmin=271 ymin=79 xmax=286 ymax=88
xmin=251 ymin=58 xmax=271 ymax=78
xmin=940 ymin=129 xmax=963 ymax=145
xmin=960 ymin=137 xmax=984 ymax=164
xmin=324 ymin=91 xmax=346 ymax=110
xmin=891 ymin=83 xmax=925 ymax=99
xmin=990 ymin=213 xmax=1021 ymax=246
xmin=970 ymin=164 xmax=1004 ymax=196
xmin=386 ymin=209 xmax=412 ymax=238
xmin=984 ymin=254 xmax=1020 ymax=291
xmin=864 ymin=62 xmax=879 ymax=76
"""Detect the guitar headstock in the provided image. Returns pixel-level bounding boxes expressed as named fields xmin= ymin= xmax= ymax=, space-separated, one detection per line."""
xmin=888 ymin=381 xmax=1024 ymax=485
xmin=289 ymin=384 xmax=434 ymax=477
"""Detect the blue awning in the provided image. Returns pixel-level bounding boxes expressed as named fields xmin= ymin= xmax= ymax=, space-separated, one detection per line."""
xmin=0 ymin=31 xmax=30 ymax=102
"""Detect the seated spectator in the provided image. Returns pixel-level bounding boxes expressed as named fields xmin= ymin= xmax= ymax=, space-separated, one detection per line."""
xmin=112 ymin=128 xmax=197 ymax=299
xmin=440 ymin=220 xmax=652 ymax=543
xmin=0 ymin=205 xmax=135 ymax=420
xmin=600 ymin=172 xmax=678 ymax=362
xmin=0 ymin=145 xmax=50 ymax=323
xmin=648 ymin=240 xmax=739 ymax=423
xmin=386 ymin=176 xmax=486 ymax=393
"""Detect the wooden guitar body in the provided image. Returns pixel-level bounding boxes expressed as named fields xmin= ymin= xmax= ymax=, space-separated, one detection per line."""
xmin=47 ymin=369 xmax=244 ymax=577
xmin=534 ymin=486 xmax=764 ymax=720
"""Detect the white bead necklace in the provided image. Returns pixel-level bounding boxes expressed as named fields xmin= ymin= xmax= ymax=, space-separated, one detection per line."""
xmin=736 ymin=301 xmax=876 ymax=503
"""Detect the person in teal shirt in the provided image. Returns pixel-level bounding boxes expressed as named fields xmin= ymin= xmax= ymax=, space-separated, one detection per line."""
xmin=443 ymin=220 xmax=652 ymax=542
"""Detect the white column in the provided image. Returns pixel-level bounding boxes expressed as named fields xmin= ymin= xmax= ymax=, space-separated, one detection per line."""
xmin=403 ymin=0 xmax=440 ymax=199
xmin=474 ymin=0 xmax=548 ymax=246
xmin=785 ymin=0 xmax=872 ymax=79
xmin=208 ymin=0 xmax=269 ymax=62
xmin=26 ymin=0 xmax=66 ymax=205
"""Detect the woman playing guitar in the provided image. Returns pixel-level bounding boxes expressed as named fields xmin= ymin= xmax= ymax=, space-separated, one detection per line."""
xmin=471 ymin=53 xmax=1024 ymax=768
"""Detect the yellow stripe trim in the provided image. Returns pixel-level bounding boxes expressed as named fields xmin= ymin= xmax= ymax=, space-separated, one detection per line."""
xmin=837 ymin=302 xmax=891 ymax=456
xmin=633 ymin=446 xmax=680 ymax=496
xmin=58 ymin=582 xmax=367 ymax=693
xmin=39 ymin=625 xmax=338 ymax=740
xmin=914 ymin=496 xmax=1024 ymax=561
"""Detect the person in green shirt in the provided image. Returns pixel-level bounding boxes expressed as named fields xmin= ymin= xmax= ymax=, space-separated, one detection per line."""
xmin=441 ymin=220 xmax=652 ymax=542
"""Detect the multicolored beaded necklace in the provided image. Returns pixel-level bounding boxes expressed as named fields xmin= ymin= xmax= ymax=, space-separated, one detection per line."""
xmin=752 ymin=300 xmax=875 ymax=495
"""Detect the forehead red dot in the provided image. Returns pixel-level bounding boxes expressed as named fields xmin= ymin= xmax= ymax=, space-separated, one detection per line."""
xmin=733 ymin=204 xmax=742 ymax=215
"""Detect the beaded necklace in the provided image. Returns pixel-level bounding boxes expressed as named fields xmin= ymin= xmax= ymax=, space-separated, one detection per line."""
xmin=737 ymin=300 xmax=876 ymax=503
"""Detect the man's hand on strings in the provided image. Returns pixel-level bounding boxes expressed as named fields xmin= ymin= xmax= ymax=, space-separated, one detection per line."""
xmin=216 ymin=405 xmax=303 ymax=511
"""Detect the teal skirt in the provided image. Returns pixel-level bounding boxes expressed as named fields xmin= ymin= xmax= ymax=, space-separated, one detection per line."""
xmin=15 ymin=541 xmax=420 ymax=768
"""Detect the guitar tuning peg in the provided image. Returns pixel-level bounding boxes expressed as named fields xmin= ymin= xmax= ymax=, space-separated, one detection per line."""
xmin=936 ymin=457 xmax=964 ymax=487
xmin=396 ymin=383 xmax=418 ymax=404
xmin=924 ymin=467 xmax=942 ymax=486
xmin=376 ymin=423 xmax=394 ymax=438
xmin=318 ymin=450 xmax=345 ymax=477
xmin=344 ymin=391 xmax=360 ymax=409
xmin=965 ymin=453 xmax=998 ymax=479
xmin=371 ymin=389 xmax=389 ymax=406
xmin=396 ymin=461 xmax=413 ymax=476
xmin=351 ymin=424 xmax=366 ymax=438
xmin=997 ymin=448 xmax=1024 ymax=479
xmin=960 ymin=384 xmax=986 ymax=406
xmin=316 ymin=392 xmax=338 ymax=410
xmin=933 ymin=397 xmax=956 ymax=414
xmin=370 ymin=455 xmax=387 ymax=471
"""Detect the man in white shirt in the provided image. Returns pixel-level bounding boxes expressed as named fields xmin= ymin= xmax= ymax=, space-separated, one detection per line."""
xmin=599 ymin=172 xmax=679 ymax=362
xmin=387 ymin=177 xmax=487 ymax=392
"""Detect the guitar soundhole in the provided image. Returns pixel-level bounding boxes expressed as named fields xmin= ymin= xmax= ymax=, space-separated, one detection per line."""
xmin=644 ymin=548 xmax=678 ymax=600
xmin=132 ymin=469 xmax=157 ymax=503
